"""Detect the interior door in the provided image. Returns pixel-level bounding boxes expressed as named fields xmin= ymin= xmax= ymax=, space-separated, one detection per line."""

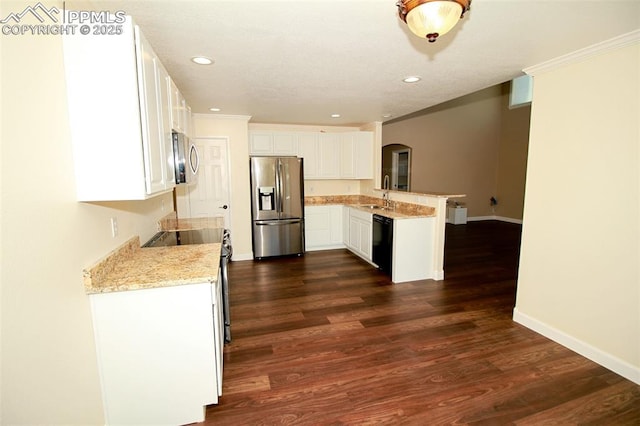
xmin=176 ymin=138 xmax=231 ymax=227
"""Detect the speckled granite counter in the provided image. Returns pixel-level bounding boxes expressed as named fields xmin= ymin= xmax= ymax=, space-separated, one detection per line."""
xmin=84 ymin=236 xmax=221 ymax=294
xmin=305 ymin=195 xmax=436 ymax=219
xmin=158 ymin=213 xmax=225 ymax=231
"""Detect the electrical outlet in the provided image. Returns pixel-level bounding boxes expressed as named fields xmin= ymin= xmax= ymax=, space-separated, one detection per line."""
xmin=161 ymin=199 xmax=165 ymax=211
xmin=110 ymin=217 xmax=118 ymax=238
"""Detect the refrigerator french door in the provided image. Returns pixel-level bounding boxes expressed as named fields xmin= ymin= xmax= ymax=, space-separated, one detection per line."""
xmin=250 ymin=156 xmax=305 ymax=259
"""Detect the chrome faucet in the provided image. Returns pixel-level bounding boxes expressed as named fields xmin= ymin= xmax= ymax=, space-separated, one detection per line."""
xmin=383 ymin=175 xmax=391 ymax=209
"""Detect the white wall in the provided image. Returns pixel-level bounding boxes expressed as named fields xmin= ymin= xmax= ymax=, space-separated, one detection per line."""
xmin=514 ymin=38 xmax=640 ymax=384
xmin=0 ymin=1 xmax=176 ymax=423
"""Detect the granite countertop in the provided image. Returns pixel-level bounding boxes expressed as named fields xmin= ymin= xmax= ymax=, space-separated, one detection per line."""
xmin=84 ymin=214 xmax=224 ymax=294
xmin=348 ymin=205 xmax=433 ymax=219
xmin=158 ymin=214 xmax=225 ymax=231
xmin=305 ymin=195 xmax=436 ymax=219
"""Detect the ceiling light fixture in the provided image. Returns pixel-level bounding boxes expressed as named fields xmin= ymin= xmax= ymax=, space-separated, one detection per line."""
xmin=209 ymin=107 xmax=221 ymax=112
xmin=191 ymin=56 xmax=213 ymax=65
xmin=403 ymin=76 xmax=421 ymax=83
xmin=397 ymin=0 xmax=471 ymax=43
xmin=331 ymin=114 xmax=341 ymax=118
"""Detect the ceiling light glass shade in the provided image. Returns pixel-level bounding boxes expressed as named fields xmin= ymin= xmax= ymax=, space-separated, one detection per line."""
xmin=397 ymin=0 xmax=471 ymax=42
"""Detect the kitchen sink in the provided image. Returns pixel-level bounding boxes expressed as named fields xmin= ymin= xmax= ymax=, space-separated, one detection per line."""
xmin=360 ymin=204 xmax=387 ymax=210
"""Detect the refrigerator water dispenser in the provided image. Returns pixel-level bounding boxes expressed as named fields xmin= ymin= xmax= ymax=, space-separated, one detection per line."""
xmin=258 ymin=186 xmax=275 ymax=211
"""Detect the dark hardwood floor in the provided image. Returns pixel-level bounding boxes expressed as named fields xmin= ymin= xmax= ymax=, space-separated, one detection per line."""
xmin=204 ymin=220 xmax=640 ymax=425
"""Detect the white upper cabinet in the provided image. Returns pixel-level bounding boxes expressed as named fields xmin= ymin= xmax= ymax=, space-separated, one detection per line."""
xmin=250 ymin=130 xmax=374 ymax=180
xmin=318 ymin=133 xmax=341 ymax=179
xmin=169 ymin=79 xmax=186 ymax=133
xmin=297 ymin=132 xmax=319 ymax=178
xmin=136 ymin=27 xmax=167 ymax=195
xmin=340 ymin=131 xmax=373 ymax=179
xmin=273 ymin=133 xmax=298 ymax=155
xmin=249 ymin=132 xmax=299 ymax=156
xmin=63 ymin=16 xmax=174 ymax=201
xmin=156 ymin=63 xmax=176 ymax=188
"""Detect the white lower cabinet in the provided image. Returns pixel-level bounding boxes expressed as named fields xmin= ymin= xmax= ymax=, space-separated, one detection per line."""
xmin=89 ymin=281 xmax=222 ymax=425
xmin=347 ymin=207 xmax=373 ymax=261
xmin=305 ymin=205 xmax=344 ymax=251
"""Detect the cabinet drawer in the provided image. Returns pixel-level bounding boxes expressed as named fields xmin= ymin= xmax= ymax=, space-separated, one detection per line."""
xmin=349 ymin=207 xmax=372 ymax=223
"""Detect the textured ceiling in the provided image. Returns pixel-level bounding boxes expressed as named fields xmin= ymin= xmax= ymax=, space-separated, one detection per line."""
xmin=92 ymin=0 xmax=639 ymax=125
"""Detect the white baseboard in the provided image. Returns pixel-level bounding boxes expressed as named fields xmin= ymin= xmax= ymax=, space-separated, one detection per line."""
xmin=433 ymin=269 xmax=444 ymax=281
xmin=232 ymin=252 xmax=254 ymax=261
xmin=513 ymin=308 xmax=640 ymax=385
xmin=464 ymin=215 xmax=523 ymax=224
xmin=306 ymin=244 xmax=347 ymax=252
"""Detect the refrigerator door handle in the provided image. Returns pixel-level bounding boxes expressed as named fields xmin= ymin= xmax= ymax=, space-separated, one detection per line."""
xmin=277 ymin=160 xmax=284 ymax=214
xmin=255 ymin=219 xmax=302 ymax=226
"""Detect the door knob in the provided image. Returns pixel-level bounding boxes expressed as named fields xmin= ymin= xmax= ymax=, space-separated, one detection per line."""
xmin=220 ymin=205 xmax=228 ymax=209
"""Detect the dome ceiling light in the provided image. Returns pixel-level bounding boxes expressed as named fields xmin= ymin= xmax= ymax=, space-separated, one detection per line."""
xmin=397 ymin=0 xmax=471 ymax=43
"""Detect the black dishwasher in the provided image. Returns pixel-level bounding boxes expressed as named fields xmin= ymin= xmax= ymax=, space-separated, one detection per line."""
xmin=372 ymin=214 xmax=393 ymax=276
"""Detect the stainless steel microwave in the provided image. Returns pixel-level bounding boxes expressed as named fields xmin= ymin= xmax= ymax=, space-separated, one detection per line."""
xmin=172 ymin=132 xmax=199 ymax=184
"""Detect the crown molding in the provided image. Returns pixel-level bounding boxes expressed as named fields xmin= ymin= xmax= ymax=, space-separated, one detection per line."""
xmin=524 ymin=30 xmax=640 ymax=76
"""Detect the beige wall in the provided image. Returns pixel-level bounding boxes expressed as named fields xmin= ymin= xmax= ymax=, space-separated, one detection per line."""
xmin=381 ymin=84 xmax=531 ymax=220
xmin=515 ymin=41 xmax=639 ymax=382
xmin=382 ymin=86 xmax=503 ymax=217
xmin=496 ymin=87 xmax=531 ymax=219
xmin=0 ymin=1 xmax=176 ymax=423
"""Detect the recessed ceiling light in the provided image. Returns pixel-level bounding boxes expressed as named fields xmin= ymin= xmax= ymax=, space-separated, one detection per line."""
xmin=331 ymin=114 xmax=341 ymax=118
xmin=209 ymin=107 xmax=221 ymax=112
xmin=382 ymin=114 xmax=393 ymax=119
xmin=191 ymin=56 xmax=213 ymax=65
xmin=403 ymin=76 xmax=421 ymax=83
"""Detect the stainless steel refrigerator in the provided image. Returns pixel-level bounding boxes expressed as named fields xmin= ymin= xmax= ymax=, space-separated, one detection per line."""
xmin=250 ymin=156 xmax=305 ymax=259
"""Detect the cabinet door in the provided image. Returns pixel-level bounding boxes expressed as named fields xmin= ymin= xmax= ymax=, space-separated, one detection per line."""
xmin=305 ymin=205 xmax=344 ymax=250
xmin=63 ymin=16 xmax=148 ymax=201
xmin=273 ymin=133 xmax=298 ymax=155
xmin=305 ymin=206 xmax=331 ymax=249
xmin=297 ymin=132 xmax=319 ymax=178
xmin=135 ymin=27 xmax=166 ymax=194
xmin=90 ymin=283 xmax=217 ymax=425
xmin=359 ymin=220 xmax=372 ymax=260
xmin=340 ymin=133 xmax=356 ymax=178
xmin=170 ymin=79 xmax=185 ymax=133
xmin=249 ymin=132 xmax=274 ymax=155
xmin=354 ymin=131 xmax=374 ymax=179
xmin=348 ymin=215 xmax=360 ymax=251
xmin=157 ymin=63 xmax=175 ymax=187
xmin=329 ymin=206 xmax=343 ymax=245
xmin=318 ymin=134 xmax=340 ymax=178
xmin=342 ymin=206 xmax=350 ymax=245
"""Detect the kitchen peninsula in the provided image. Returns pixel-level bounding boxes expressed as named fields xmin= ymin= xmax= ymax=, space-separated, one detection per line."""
xmin=304 ymin=190 xmax=464 ymax=282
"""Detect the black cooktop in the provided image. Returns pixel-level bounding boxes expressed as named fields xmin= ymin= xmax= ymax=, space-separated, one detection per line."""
xmin=143 ymin=228 xmax=224 ymax=247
